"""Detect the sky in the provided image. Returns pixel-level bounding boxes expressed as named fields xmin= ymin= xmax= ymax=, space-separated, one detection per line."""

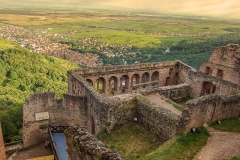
xmin=4 ymin=0 xmax=240 ymax=18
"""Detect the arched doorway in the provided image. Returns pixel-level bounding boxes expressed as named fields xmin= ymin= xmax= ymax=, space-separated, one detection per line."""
xmin=131 ymin=74 xmax=140 ymax=89
xmin=142 ymin=72 xmax=150 ymax=83
xmin=120 ymin=75 xmax=129 ymax=92
xmin=95 ymin=77 xmax=106 ymax=94
xmin=151 ymin=71 xmax=159 ymax=86
xmin=142 ymin=72 xmax=150 ymax=88
xmin=108 ymin=76 xmax=118 ymax=94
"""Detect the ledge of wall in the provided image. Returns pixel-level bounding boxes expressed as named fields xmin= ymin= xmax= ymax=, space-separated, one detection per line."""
xmin=64 ymin=125 xmax=124 ymax=160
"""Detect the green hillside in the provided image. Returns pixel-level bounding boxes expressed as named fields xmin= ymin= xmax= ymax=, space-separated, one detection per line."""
xmin=0 ymin=39 xmax=78 ymax=142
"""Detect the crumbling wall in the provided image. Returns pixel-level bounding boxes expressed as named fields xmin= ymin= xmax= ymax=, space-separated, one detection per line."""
xmin=0 ymin=123 xmax=6 ymax=160
xmin=199 ymin=44 xmax=240 ymax=84
xmin=158 ymin=83 xmax=190 ymax=101
xmin=109 ymin=94 xmax=139 ymax=130
xmin=64 ymin=125 xmax=124 ymax=160
xmin=188 ymin=70 xmax=239 ymax=97
xmin=181 ymin=93 xmax=240 ymax=132
xmin=22 ymin=92 xmax=87 ymax=147
xmin=22 ymin=93 xmax=55 ymax=147
xmin=177 ymin=61 xmax=196 ymax=84
xmin=136 ymin=96 xmax=178 ymax=142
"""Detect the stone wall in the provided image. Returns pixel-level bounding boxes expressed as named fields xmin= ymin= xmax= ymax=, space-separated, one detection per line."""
xmin=0 ymin=123 xmax=6 ymax=160
xmin=181 ymin=92 xmax=240 ymax=132
xmin=68 ymin=73 xmax=184 ymax=142
xmin=177 ymin=61 xmax=196 ymax=84
xmin=158 ymin=83 xmax=190 ymax=101
xmin=64 ymin=125 xmax=124 ymax=160
xmin=68 ymin=73 xmax=117 ymax=134
xmin=110 ymin=93 xmax=144 ymax=131
xmin=22 ymin=92 xmax=87 ymax=147
xmin=188 ymin=70 xmax=239 ymax=97
xmin=136 ymin=96 xmax=178 ymax=142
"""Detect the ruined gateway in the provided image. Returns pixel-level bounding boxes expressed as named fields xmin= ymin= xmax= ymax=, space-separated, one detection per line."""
xmin=22 ymin=44 xmax=240 ymax=159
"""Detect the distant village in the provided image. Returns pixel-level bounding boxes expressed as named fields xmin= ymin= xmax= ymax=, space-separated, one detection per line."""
xmin=0 ymin=25 xmax=139 ymax=67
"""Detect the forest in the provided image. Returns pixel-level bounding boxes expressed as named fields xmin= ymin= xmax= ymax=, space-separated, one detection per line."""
xmin=0 ymin=44 xmax=78 ymax=142
xmin=64 ymin=33 xmax=240 ymax=68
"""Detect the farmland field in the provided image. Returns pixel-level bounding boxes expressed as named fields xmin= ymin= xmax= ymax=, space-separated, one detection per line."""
xmin=0 ymin=4 xmax=240 ymax=69
xmin=1 ymin=7 xmax=240 ymax=48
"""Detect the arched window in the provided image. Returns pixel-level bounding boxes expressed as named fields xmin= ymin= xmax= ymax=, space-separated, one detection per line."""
xmin=108 ymin=76 xmax=118 ymax=93
xmin=120 ymin=75 xmax=129 ymax=92
xmin=95 ymin=77 xmax=106 ymax=94
xmin=131 ymin=74 xmax=140 ymax=88
xmin=142 ymin=72 xmax=150 ymax=83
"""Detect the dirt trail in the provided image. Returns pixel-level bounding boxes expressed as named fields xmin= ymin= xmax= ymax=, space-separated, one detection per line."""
xmin=194 ymin=125 xmax=240 ymax=160
xmin=144 ymin=93 xmax=182 ymax=116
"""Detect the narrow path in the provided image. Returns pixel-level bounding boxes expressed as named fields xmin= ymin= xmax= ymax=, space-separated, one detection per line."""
xmin=144 ymin=93 xmax=182 ymax=116
xmin=194 ymin=125 xmax=240 ymax=160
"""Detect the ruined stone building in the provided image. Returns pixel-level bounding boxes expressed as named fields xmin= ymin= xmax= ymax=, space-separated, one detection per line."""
xmin=22 ymin=44 xmax=240 ymax=158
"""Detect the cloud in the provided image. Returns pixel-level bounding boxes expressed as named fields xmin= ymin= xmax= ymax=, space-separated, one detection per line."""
xmin=104 ymin=0 xmax=240 ymax=18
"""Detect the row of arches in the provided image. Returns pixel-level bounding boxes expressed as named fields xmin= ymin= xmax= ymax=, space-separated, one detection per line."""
xmin=86 ymin=71 xmax=160 ymax=94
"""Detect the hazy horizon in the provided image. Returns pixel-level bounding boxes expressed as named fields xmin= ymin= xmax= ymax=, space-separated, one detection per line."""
xmin=2 ymin=0 xmax=240 ymax=19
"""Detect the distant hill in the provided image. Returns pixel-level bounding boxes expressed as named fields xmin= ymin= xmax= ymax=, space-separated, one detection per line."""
xmin=0 ymin=39 xmax=78 ymax=142
xmin=0 ymin=0 xmax=130 ymax=11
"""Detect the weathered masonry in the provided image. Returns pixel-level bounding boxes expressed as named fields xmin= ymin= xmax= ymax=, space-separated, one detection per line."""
xmin=199 ymin=44 xmax=240 ymax=84
xmin=22 ymin=44 xmax=240 ymax=158
xmin=70 ymin=61 xmax=188 ymax=96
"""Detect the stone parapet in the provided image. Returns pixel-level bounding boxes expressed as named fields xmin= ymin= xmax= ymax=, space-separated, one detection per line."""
xmin=182 ymin=92 xmax=240 ymax=132
xmin=65 ymin=125 xmax=124 ymax=160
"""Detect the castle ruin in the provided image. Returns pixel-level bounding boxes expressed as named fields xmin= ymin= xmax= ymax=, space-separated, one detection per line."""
xmin=22 ymin=44 xmax=240 ymax=158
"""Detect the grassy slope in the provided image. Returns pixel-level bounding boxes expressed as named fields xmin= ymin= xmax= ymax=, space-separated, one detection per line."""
xmin=209 ymin=117 xmax=240 ymax=133
xmin=98 ymin=123 xmax=209 ymax=160
xmin=98 ymin=123 xmax=161 ymax=160
xmin=142 ymin=127 xmax=209 ymax=160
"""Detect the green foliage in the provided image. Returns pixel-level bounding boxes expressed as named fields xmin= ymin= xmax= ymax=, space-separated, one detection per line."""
xmin=142 ymin=127 xmax=209 ymax=160
xmin=0 ymin=44 xmax=78 ymax=142
xmin=209 ymin=117 xmax=240 ymax=133
xmin=180 ymin=96 xmax=193 ymax=103
xmin=172 ymin=104 xmax=184 ymax=112
xmin=165 ymin=99 xmax=184 ymax=111
xmin=96 ymin=127 xmax=109 ymax=141
xmin=0 ymin=38 xmax=17 ymax=49
xmin=230 ymin=157 xmax=240 ymax=160
xmin=39 ymin=124 xmax=48 ymax=130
